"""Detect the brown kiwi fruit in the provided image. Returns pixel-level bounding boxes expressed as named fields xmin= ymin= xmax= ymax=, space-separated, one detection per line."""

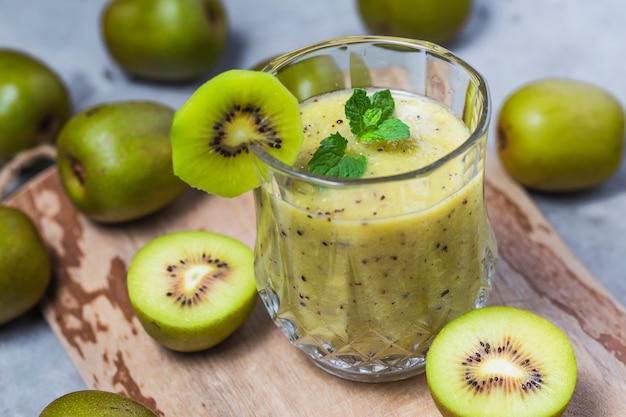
xmin=127 ymin=230 xmax=257 ymax=352
xmin=170 ymin=69 xmax=304 ymax=198
xmin=425 ymin=306 xmax=577 ymax=417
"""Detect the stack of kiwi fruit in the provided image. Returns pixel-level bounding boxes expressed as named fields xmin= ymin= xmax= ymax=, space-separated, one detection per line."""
xmin=1 ymin=0 xmax=622 ymax=415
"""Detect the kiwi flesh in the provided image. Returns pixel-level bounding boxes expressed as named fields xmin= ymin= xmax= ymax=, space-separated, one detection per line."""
xmin=39 ymin=390 xmax=157 ymax=417
xmin=426 ymin=306 xmax=577 ymax=417
xmin=170 ymin=69 xmax=304 ymax=198
xmin=127 ymin=230 xmax=257 ymax=352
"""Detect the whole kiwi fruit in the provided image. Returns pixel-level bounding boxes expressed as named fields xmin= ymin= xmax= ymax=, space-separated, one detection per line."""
xmin=39 ymin=390 xmax=157 ymax=417
xmin=357 ymin=0 xmax=473 ymax=46
xmin=0 ymin=205 xmax=50 ymax=325
xmin=56 ymin=100 xmax=188 ymax=223
xmin=101 ymin=0 xmax=228 ymax=82
xmin=497 ymin=78 xmax=625 ymax=192
xmin=0 ymin=49 xmax=71 ymax=163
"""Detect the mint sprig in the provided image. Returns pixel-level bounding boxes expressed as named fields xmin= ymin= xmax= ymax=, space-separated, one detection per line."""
xmin=307 ymin=133 xmax=367 ymax=178
xmin=307 ymin=88 xmax=410 ymax=179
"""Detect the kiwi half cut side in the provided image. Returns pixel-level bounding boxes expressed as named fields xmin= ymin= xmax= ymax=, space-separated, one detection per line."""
xmin=127 ymin=230 xmax=257 ymax=352
xmin=426 ymin=306 xmax=577 ymax=417
xmin=170 ymin=69 xmax=304 ymax=198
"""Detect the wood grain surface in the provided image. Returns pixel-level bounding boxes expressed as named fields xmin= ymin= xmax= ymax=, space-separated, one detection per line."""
xmin=5 ymin=154 xmax=626 ymax=417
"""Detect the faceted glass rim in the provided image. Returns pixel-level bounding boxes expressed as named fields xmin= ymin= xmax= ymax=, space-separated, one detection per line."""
xmin=254 ymin=35 xmax=491 ymax=187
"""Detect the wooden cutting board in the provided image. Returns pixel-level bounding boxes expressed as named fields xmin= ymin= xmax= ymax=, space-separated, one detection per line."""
xmin=5 ymin=153 xmax=626 ymax=417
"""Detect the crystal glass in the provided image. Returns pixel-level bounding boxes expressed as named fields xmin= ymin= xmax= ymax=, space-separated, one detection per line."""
xmin=252 ymin=36 xmax=496 ymax=383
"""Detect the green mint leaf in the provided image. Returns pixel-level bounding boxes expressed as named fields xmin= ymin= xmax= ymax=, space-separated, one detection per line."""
xmin=308 ymin=88 xmax=410 ymax=179
xmin=332 ymin=155 xmax=367 ymax=178
xmin=363 ymin=108 xmax=382 ymax=129
xmin=308 ymin=133 xmax=347 ymax=175
xmin=360 ymin=119 xmax=411 ymax=142
xmin=308 ymin=132 xmax=367 ymax=178
xmin=345 ymin=88 xmax=371 ymax=136
xmin=370 ymin=89 xmax=395 ymax=121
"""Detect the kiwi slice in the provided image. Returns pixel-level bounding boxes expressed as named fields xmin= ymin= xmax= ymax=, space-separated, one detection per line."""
xmin=426 ymin=306 xmax=577 ymax=417
xmin=127 ymin=230 xmax=257 ymax=352
xmin=170 ymin=69 xmax=304 ymax=198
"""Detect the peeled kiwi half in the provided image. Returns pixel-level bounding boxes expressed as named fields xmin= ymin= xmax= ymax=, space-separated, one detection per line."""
xmin=426 ymin=306 xmax=577 ymax=417
xmin=127 ymin=230 xmax=257 ymax=352
xmin=170 ymin=69 xmax=304 ymax=198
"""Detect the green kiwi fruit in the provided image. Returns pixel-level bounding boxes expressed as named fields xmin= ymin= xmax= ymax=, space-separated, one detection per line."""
xmin=426 ymin=306 xmax=577 ymax=417
xmin=0 ymin=205 xmax=50 ymax=325
xmin=349 ymin=52 xmax=372 ymax=88
xmin=357 ymin=0 xmax=473 ymax=46
xmin=497 ymin=78 xmax=625 ymax=192
xmin=127 ymin=230 xmax=257 ymax=352
xmin=101 ymin=0 xmax=228 ymax=82
xmin=275 ymin=55 xmax=345 ymax=102
xmin=0 ymin=49 xmax=71 ymax=162
xmin=39 ymin=390 xmax=157 ymax=416
xmin=56 ymin=100 xmax=188 ymax=223
xmin=170 ymin=69 xmax=304 ymax=198
xmin=254 ymin=54 xmax=348 ymax=98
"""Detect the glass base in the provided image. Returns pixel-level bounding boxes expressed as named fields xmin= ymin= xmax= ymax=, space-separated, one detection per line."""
xmin=309 ymin=355 xmax=425 ymax=383
xmin=259 ymin=286 xmax=429 ymax=383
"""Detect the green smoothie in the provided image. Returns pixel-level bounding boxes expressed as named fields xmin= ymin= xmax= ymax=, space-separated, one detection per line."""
xmin=254 ymin=88 xmax=495 ymax=367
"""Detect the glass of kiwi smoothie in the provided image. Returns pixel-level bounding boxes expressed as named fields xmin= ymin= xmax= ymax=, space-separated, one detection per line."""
xmin=252 ymin=36 xmax=496 ymax=383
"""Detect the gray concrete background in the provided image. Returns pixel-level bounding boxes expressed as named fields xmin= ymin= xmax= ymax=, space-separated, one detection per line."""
xmin=1 ymin=0 xmax=625 ymax=415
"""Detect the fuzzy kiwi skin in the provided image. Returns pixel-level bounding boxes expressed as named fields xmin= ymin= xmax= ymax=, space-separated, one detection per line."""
xmin=0 ymin=205 xmax=50 ymax=325
xmin=275 ymin=55 xmax=346 ymax=102
xmin=357 ymin=0 xmax=473 ymax=46
xmin=101 ymin=0 xmax=228 ymax=82
xmin=497 ymin=78 xmax=625 ymax=192
xmin=39 ymin=390 xmax=157 ymax=417
xmin=56 ymin=101 xmax=188 ymax=223
xmin=0 ymin=49 xmax=71 ymax=162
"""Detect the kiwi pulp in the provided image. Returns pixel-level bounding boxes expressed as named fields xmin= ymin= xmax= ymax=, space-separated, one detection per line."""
xmin=127 ymin=230 xmax=257 ymax=352
xmin=426 ymin=306 xmax=577 ymax=417
xmin=170 ymin=69 xmax=304 ymax=198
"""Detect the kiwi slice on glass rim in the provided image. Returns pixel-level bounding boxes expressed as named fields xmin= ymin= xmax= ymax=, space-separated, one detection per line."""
xmin=426 ymin=306 xmax=577 ymax=417
xmin=170 ymin=69 xmax=304 ymax=198
xmin=127 ymin=230 xmax=257 ymax=352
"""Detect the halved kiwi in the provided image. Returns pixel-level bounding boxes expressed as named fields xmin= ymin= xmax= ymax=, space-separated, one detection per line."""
xmin=426 ymin=306 xmax=577 ymax=417
xmin=127 ymin=230 xmax=257 ymax=352
xmin=170 ymin=69 xmax=304 ymax=198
